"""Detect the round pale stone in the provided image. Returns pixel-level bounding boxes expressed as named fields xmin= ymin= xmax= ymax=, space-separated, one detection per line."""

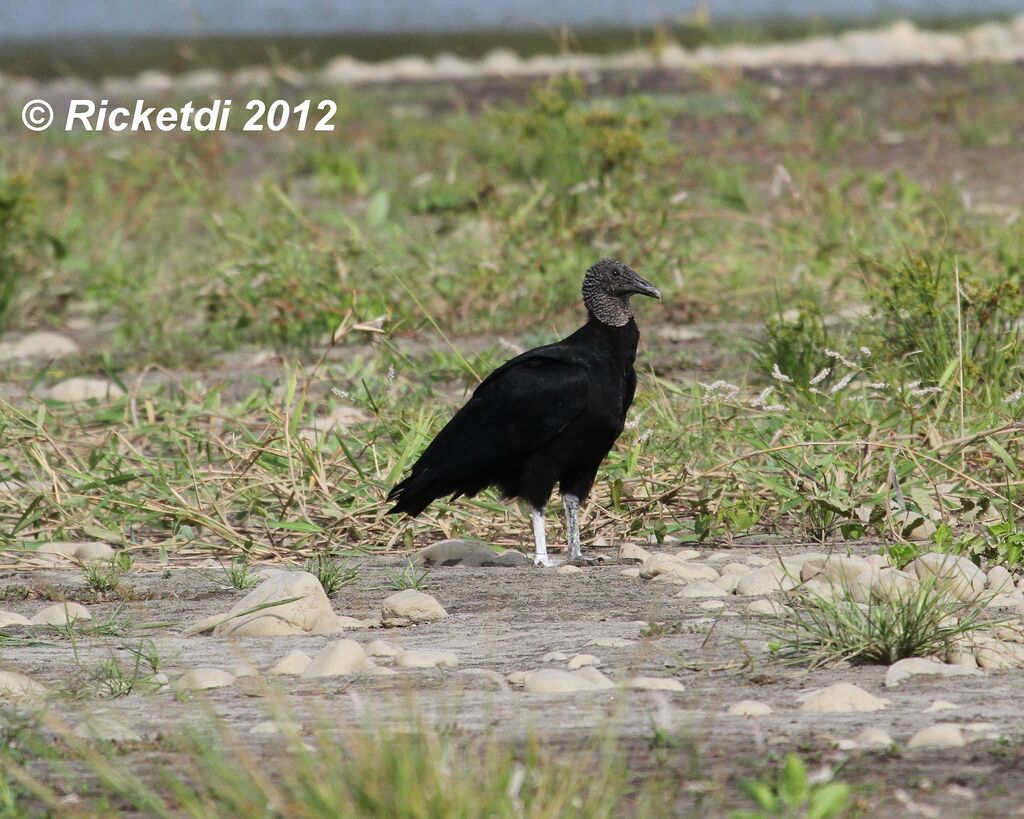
xmin=72 ymin=714 xmax=141 ymax=743
xmin=394 ymin=649 xmax=458 ymax=669
xmin=301 ymin=640 xmax=372 ymax=677
xmin=524 ymin=669 xmax=604 ymax=694
xmin=31 ymin=602 xmax=91 ymax=626
xmin=0 ymin=669 xmax=46 ymax=700
xmin=885 ymin=657 xmax=983 ymax=687
xmin=677 ymin=581 xmax=728 ymax=598
xmin=619 ymin=543 xmax=652 ymax=564
xmin=587 ymin=637 xmax=635 ymax=647
xmin=909 ymin=552 xmax=986 ymax=602
xmin=735 ymin=566 xmax=796 ymax=596
xmin=269 ymin=650 xmax=312 ymax=676
xmin=640 ymin=554 xmax=719 ymax=582
xmin=746 ymin=599 xmax=787 ymax=616
xmin=47 ymin=378 xmax=124 ymax=403
xmin=908 ymin=724 xmax=966 ymax=749
xmin=380 ymin=589 xmax=447 ymax=627
xmin=542 ymin=651 xmax=570 ymax=663
xmin=0 ymin=611 xmax=31 ymax=628
xmin=37 ymin=541 xmax=115 ymax=563
xmin=727 ymin=700 xmax=772 ymax=716
xmin=196 ymin=572 xmax=342 ymax=637
xmin=566 ymin=654 xmax=600 ymax=669
xmin=619 ymin=568 xmax=641 ymax=578
xmin=700 ymin=600 xmax=726 ymax=611
xmin=926 ymin=700 xmax=959 ymax=712
xmin=720 ymin=563 xmax=752 ymax=576
xmin=798 ymin=683 xmax=889 ymax=713
xmin=571 ymin=667 xmax=615 ymax=689
xmin=174 ymin=668 xmax=235 ymax=690
xmin=850 ymin=727 xmax=893 ymax=748
xmin=986 ymin=565 xmax=1013 ymax=593
xmin=557 ymin=565 xmax=582 ymax=575
xmin=365 ymin=639 xmax=401 ymax=658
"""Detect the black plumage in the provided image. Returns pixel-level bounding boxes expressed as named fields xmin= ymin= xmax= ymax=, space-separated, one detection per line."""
xmin=387 ymin=258 xmax=660 ymax=564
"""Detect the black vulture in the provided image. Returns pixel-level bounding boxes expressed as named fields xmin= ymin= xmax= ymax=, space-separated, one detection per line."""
xmin=387 ymin=258 xmax=660 ymax=565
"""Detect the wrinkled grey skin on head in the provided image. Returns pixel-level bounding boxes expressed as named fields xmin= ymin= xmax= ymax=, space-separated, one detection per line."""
xmin=581 ymin=258 xmax=662 ymax=327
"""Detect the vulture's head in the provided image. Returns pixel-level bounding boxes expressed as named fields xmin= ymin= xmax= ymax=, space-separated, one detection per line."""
xmin=582 ymin=258 xmax=661 ymax=326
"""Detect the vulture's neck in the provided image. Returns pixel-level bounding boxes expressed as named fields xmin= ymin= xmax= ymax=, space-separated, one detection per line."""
xmin=583 ymin=291 xmax=633 ymax=327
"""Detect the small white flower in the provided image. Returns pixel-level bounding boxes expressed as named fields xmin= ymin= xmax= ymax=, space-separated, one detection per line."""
xmin=701 ymin=380 xmax=740 ymax=404
xmin=762 ymin=404 xmax=787 ymax=412
xmin=859 ymin=346 xmax=872 ymax=357
xmin=751 ymin=387 xmax=774 ymax=408
xmin=498 ymin=337 xmax=525 ymax=355
xmin=824 ymin=349 xmax=856 ymax=368
xmin=638 ymin=430 xmax=652 ymax=444
xmin=330 ymin=387 xmax=351 ymax=399
xmin=809 ymin=367 xmax=831 ymax=386
xmin=867 ymin=382 xmax=887 ymax=390
xmin=771 ymin=363 xmax=792 ymax=383
xmin=830 ymin=373 xmax=855 ymax=394
xmin=386 ymin=364 xmax=396 ymax=380
xmin=1005 ymin=388 xmax=1024 ymax=403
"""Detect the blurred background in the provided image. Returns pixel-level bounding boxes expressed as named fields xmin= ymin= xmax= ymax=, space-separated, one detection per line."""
xmin=2 ymin=0 xmax=1023 ymax=76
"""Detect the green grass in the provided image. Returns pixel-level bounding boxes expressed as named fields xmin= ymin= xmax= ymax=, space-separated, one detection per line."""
xmin=768 ymin=576 xmax=994 ymax=667
xmin=0 ymin=711 xmax=684 ymax=818
xmin=0 ymin=65 xmax=1023 ymax=562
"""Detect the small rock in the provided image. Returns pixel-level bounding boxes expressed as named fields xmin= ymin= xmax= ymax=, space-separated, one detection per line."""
xmin=454 ymin=668 xmax=507 ymax=689
xmin=37 ymin=541 xmax=115 ymax=564
xmin=371 ymin=666 xmax=397 ymax=676
xmin=46 ymin=377 xmax=124 ymax=403
xmin=715 ymin=573 xmax=743 ymax=593
xmin=720 ymin=563 xmax=752 ymax=576
xmin=700 ymin=600 xmax=725 ymax=611
xmin=269 ymin=650 xmax=312 ymax=676
xmin=524 ymin=669 xmax=604 ymax=694
xmin=175 ymin=668 xmax=235 ymax=690
xmin=380 ymin=589 xmax=447 ymax=627
xmin=849 ymin=727 xmax=893 ymax=749
xmin=746 ymin=599 xmax=787 ymax=617
xmin=197 ymin=572 xmax=342 ymax=637
xmin=799 ymin=683 xmax=889 ymax=713
xmin=619 ymin=568 xmax=641 ymax=578
xmin=850 ymin=568 xmax=918 ymax=604
xmin=410 ymin=540 xmax=529 ymax=568
xmin=0 ymin=669 xmax=46 ymax=700
xmin=910 ymin=552 xmax=986 ymax=602
xmin=394 ymin=649 xmax=458 ymax=669
xmin=619 ymin=543 xmax=652 ymax=563
xmin=505 ymin=671 xmax=532 ymax=687
xmin=639 ymin=554 xmax=718 ymax=582
xmin=926 ymin=700 xmax=959 ymax=712
xmin=249 ymin=721 xmax=283 ymax=736
xmin=365 ymin=639 xmax=401 ymax=658
xmin=746 ymin=556 xmax=771 ymax=567
xmin=727 ymin=700 xmax=772 ymax=716
xmin=735 ymin=566 xmax=796 ymax=596
xmin=302 ymin=640 xmax=372 ymax=677
xmin=558 ymin=565 xmax=582 ymax=575
xmin=543 ymin=651 xmax=570 ymax=662
xmin=908 ymin=724 xmax=966 ymax=749
xmin=885 ymin=657 xmax=984 ymax=687
xmin=677 ymin=581 xmax=728 ymax=599
xmin=800 ymin=555 xmax=870 ymax=584
xmin=31 ymin=602 xmax=91 ymax=626
xmin=0 ymin=611 xmax=31 ymax=627
xmin=0 ymin=331 xmax=79 ymax=361
xmin=987 ymin=565 xmax=1014 ymax=593
xmin=976 ymin=641 xmax=1024 ymax=669
xmin=566 ymin=654 xmax=600 ymax=669
xmin=986 ymin=594 xmax=1020 ymax=609
xmin=865 ymin=554 xmax=891 ymax=571
xmin=627 ymin=677 xmax=685 ymax=692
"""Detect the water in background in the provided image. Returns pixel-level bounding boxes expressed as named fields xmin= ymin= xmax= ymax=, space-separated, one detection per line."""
xmin=4 ymin=0 xmax=1023 ymax=38
xmin=2 ymin=0 xmax=1022 ymax=78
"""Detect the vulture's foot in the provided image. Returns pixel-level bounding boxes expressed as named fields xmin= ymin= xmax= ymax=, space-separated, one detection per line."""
xmin=569 ymin=554 xmax=600 ymax=567
xmin=533 ymin=554 xmax=560 ymax=568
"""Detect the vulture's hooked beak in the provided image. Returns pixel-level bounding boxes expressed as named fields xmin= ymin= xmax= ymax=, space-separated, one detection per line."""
xmin=620 ymin=274 xmax=661 ymax=301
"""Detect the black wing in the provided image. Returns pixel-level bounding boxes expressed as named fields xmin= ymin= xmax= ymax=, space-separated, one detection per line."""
xmin=387 ymin=351 xmax=589 ymax=515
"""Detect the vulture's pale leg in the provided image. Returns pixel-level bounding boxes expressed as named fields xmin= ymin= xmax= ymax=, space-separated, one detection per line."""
xmin=532 ymin=507 xmax=556 ymax=567
xmin=564 ymin=494 xmax=582 ymax=561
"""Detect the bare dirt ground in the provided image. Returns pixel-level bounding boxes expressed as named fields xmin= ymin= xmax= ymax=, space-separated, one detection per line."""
xmin=3 ymin=539 xmax=1024 ymax=816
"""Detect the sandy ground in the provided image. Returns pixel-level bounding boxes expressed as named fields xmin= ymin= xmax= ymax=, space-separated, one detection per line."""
xmin=3 ymin=540 xmax=1024 ymax=816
